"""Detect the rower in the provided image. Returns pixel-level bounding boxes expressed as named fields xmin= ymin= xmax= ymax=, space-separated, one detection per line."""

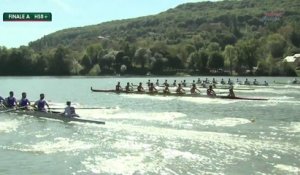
xmin=228 ymin=86 xmax=235 ymax=97
xmin=212 ymin=78 xmax=217 ymax=84
xmin=115 ymin=82 xmax=122 ymax=91
xmin=228 ymin=78 xmax=232 ymax=85
xmin=19 ymin=92 xmax=31 ymax=110
xmin=137 ymin=82 xmax=145 ymax=92
xmin=182 ymin=80 xmax=187 ymax=87
xmin=244 ymin=78 xmax=250 ymax=85
xmin=253 ymin=79 xmax=258 ymax=85
xmin=176 ymin=83 xmax=185 ymax=94
xmin=172 ymin=80 xmax=177 ymax=86
xmin=264 ymin=81 xmax=269 ymax=86
xmin=34 ymin=93 xmax=50 ymax=112
xmin=207 ymin=85 xmax=216 ymax=97
xmin=63 ymin=101 xmax=78 ymax=118
xmin=125 ymin=82 xmax=132 ymax=92
xmin=155 ymin=79 xmax=159 ymax=86
xmin=0 ymin=95 xmax=4 ymax=103
xmin=163 ymin=80 xmax=169 ymax=87
xmin=149 ymin=83 xmax=158 ymax=93
xmin=190 ymin=84 xmax=200 ymax=94
xmin=197 ymin=78 xmax=201 ymax=84
xmin=5 ymin=91 xmax=17 ymax=108
xmin=220 ymin=78 xmax=225 ymax=85
xmin=292 ymin=78 xmax=298 ymax=84
xmin=146 ymin=79 xmax=151 ymax=87
xmin=204 ymin=78 xmax=209 ymax=84
xmin=163 ymin=84 xmax=170 ymax=94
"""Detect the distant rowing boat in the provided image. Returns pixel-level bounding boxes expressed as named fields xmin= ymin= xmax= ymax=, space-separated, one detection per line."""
xmin=1 ymin=108 xmax=105 ymax=125
xmin=90 ymin=87 xmax=267 ymax=101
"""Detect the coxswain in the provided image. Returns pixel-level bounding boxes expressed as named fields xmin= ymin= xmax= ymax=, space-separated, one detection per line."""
xmin=176 ymin=83 xmax=185 ymax=94
xmin=63 ymin=101 xmax=78 ymax=117
xmin=190 ymin=84 xmax=200 ymax=94
xmin=137 ymin=82 xmax=145 ymax=92
xmin=172 ymin=80 xmax=177 ymax=87
xmin=5 ymin=91 xmax=17 ymax=108
xmin=19 ymin=92 xmax=31 ymax=110
xmin=115 ymin=82 xmax=122 ymax=91
xmin=34 ymin=93 xmax=50 ymax=112
xmin=228 ymin=86 xmax=235 ymax=97
xmin=207 ymin=85 xmax=216 ymax=97
xmin=125 ymin=82 xmax=133 ymax=92
xmin=163 ymin=84 xmax=170 ymax=94
xmin=149 ymin=83 xmax=158 ymax=93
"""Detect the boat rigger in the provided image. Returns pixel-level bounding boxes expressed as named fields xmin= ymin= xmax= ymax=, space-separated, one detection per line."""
xmin=0 ymin=108 xmax=105 ymax=125
xmin=90 ymin=87 xmax=268 ymax=101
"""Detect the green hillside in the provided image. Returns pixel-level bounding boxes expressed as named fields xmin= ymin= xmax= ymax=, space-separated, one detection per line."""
xmin=1 ymin=0 xmax=300 ymax=76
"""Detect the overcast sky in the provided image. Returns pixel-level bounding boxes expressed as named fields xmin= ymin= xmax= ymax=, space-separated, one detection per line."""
xmin=0 ymin=0 xmax=219 ymax=48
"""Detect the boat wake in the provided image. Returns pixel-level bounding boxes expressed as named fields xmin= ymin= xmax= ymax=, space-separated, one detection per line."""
xmin=0 ymin=119 xmax=21 ymax=133
xmin=5 ymin=137 xmax=96 ymax=154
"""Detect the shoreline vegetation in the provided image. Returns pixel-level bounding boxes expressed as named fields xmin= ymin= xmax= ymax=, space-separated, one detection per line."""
xmin=1 ymin=0 xmax=300 ymax=77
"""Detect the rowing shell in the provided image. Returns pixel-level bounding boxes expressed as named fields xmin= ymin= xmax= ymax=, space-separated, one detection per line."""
xmin=2 ymin=109 xmax=105 ymax=125
xmin=90 ymin=87 xmax=268 ymax=101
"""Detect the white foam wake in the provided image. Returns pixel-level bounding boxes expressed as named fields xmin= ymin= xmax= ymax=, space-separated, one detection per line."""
xmin=0 ymin=119 xmax=20 ymax=133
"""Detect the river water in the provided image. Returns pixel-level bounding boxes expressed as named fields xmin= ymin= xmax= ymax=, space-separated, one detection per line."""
xmin=0 ymin=76 xmax=299 ymax=175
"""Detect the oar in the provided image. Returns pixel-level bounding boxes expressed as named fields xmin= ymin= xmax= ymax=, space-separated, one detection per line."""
xmin=50 ymin=107 xmax=116 ymax=110
xmin=0 ymin=106 xmax=27 ymax=113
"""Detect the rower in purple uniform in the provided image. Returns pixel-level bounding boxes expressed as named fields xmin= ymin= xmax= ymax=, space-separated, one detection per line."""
xmin=34 ymin=93 xmax=50 ymax=112
xmin=5 ymin=91 xmax=17 ymax=108
xmin=19 ymin=92 xmax=31 ymax=110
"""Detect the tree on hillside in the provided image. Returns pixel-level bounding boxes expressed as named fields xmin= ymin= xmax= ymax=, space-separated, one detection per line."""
xmin=0 ymin=46 xmax=9 ymax=75
xmin=208 ymin=52 xmax=224 ymax=71
xmin=134 ymin=48 xmax=151 ymax=69
xmin=236 ymin=39 xmax=259 ymax=74
xmin=223 ymin=45 xmax=237 ymax=75
xmin=99 ymin=51 xmax=117 ymax=74
xmin=49 ymin=46 xmax=73 ymax=75
xmin=267 ymin=34 xmax=287 ymax=58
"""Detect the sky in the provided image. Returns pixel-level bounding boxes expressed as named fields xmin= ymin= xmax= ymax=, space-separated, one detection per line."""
xmin=0 ymin=0 xmax=217 ymax=48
